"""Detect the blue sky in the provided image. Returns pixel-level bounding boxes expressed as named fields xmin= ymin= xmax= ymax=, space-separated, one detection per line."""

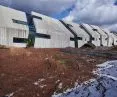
xmin=52 ymin=4 xmax=75 ymax=19
xmin=0 ymin=0 xmax=117 ymax=31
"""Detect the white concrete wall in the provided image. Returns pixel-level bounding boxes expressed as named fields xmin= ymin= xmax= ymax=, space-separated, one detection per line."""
xmin=0 ymin=27 xmax=28 ymax=47
xmin=0 ymin=5 xmax=28 ymax=30
xmin=91 ymin=25 xmax=108 ymax=46
xmin=82 ymin=24 xmax=101 ymax=46
xmin=111 ymin=33 xmax=117 ymax=46
xmin=0 ymin=5 xmax=29 ymax=47
xmin=64 ymin=21 xmax=90 ymax=48
xmin=103 ymin=29 xmax=114 ymax=47
xmin=112 ymin=33 xmax=117 ymax=46
xmin=31 ymin=11 xmax=74 ymax=48
xmin=34 ymin=32 xmax=71 ymax=48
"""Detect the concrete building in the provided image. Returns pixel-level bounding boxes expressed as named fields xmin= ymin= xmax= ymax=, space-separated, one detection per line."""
xmin=81 ymin=24 xmax=101 ymax=46
xmin=61 ymin=21 xmax=90 ymax=48
xmin=0 ymin=5 xmax=29 ymax=47
xmin=111 ymin=33 xmax=117 ymax=46
xmin=0 ymin=5 xmax=117 ymax=48
xmin=31 ymin=11 xmax=74 ymax=48
xmin=90 ymin=25 xmax=108 ymax=46
xmin=102 ymin=29 xmax=114 ymax=47
xmin=111 ymin=32 xmax=117 ymax=45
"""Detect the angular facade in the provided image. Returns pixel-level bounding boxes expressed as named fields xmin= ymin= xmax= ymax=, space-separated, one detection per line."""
xmin=0 ymin=5 xmax=29 ymax=47
xmin=111 ymin=33 xmax=117 ymax=45
xmin=90 ymin=25 xmax=108 ymax=46
xmin=61 ymin=21 xmax=90 ymax=48
xmin=110 ymin=32 xmax=117 ymax=46
xmin=81 ymin=24 xmax=101 ymax=46
xmin=103 ymin=29 xmax=114 ymax=47
xmin=31 ymin=11 xmax=74 ymax=48
xmin=0 ymin=5 xmax=117 ymax=48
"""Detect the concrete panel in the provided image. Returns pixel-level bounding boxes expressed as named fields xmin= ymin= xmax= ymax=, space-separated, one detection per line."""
xmin=0 ymin=27 xmax=28 ymax=47
xmin=0 ymin=5 xmax=29 ymax=47
xmin=34 ymin=38 xmax=51 ymax=48
xmin=82 ymin=24 xmax=101 ymax=46
xmin=63 ymin=21 xmax=90 ymax=48
xmin=103 ymin=29 xmax=114 ymax=47
xmin=31 ymin=11 xmax=74 ymax=48
xmin=91 ymin=25 xmax=108 ymax=46
xmin=70 ymin=41 xmax=75 ymax=48
xmin=0 ymin=5 xmax=29 ymax=30
xmin=111 ymin=33 xmax=117 ymax=45
xmin=111 ymin=33 xmax=117 ymax=46
xmin=34 ymin=31 xmax=72 ymax=48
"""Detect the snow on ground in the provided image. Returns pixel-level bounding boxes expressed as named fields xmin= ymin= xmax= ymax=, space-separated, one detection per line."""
xmin=33 ymin=78 xmax=45 ymax=86
xmin=5 ymin=92 xmax=14 ymax=97
xmin=52 ymin=60 xmax=117 ymax=97
xmin=58 ymin=83 xmax=63 ymax=89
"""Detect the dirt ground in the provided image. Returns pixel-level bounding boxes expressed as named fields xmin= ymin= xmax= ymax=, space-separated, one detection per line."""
xmin=0 ymin=47 xmax=117 ymax=97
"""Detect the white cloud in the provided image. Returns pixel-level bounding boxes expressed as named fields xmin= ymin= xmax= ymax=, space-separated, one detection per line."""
xmin=64 ymin=0 xmax=117 ymax=31
xmin=104 ymin=24 xmax=117 ymax=31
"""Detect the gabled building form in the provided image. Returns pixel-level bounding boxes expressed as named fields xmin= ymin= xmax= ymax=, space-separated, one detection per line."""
xmin=111 ymin=32 xmax=117 ymax=45
xmin=102 ymin=29 xmax=114 ymax=46
xmin=0 ymin=5 xmax=29 ymax=47
xmin=81 ymin=24 xmax=101 ymax=46
xmin=110 ymin=32 xmax=117 ymax=46
xmin=0 ymin=5 xmax=117 ymax=48
xmin=31 ymin=11 xmax=74 ymax=48
xmin=60 ymin=21 xmax=90 ymax=48
xmin=90 ymin=25 xmax=108 ymax=46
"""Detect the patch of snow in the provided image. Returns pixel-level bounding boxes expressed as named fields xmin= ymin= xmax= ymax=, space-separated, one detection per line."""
xmin=39 ymin=84 xmax=47 ymax=88
xmin=97 ymin=74 xmax=117 ymax=81
xmin=56 ymin=80 xmax=61 ymax=84
xmin=52 ymin=60 xmax=117 ymax=97
xmin=58 ymin=83 xmax=63 ymax=89
xmin=5 ymin=92 xmax=14 ymax=97
xmin=34 ymin=82 xmax=39 ymax=86
xmin=33 ymin=78 xmax=45 ymax=86
xmin=95 ymin=60 xmax=117 ymax=78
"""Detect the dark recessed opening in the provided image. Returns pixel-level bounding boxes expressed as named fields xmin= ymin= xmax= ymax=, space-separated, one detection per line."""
xmin=91 ymin=37 xmax=95 ymax=40
xmin=67 ymin=24 xmax=73 ymax=27
xmin=70 ymin=37 xmax=83 ymax=41
xmin=13 ymin=37 xmax=27 ymax=43
xmin=70 ymin=37 xmax=75 ymax=41
xmin=36 ymin=33 xmax=51 ymax=39
xmin=32 ymin=15 xmax=42 ymax=20
xmin=79 ymin=25 xmax=83 ymax=29
xmin=105 ymin=38 xmax=108 ymax=40
xmin=77 ymin=37 xmax=83 ymax=40
xmin=12 ymin=19 xmax=28 ymax=25
xmin=92 ymin=29 xmax=98 ymax=31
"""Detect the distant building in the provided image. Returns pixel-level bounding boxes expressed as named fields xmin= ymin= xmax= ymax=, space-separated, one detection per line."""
xmin=0 ymin=5 xmax=29 ymax=47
